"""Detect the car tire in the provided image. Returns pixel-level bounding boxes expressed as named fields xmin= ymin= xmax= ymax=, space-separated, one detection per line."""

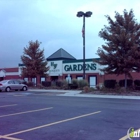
xmin=5 ymin=87 xmax=11 ymax=92
xmin=22 ymin=86 xmax=27 ymax=91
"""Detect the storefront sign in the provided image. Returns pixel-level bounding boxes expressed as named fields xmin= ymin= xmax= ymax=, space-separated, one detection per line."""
xmin=48 ymin=61 xmax=62 ymax=76
xmin=49 ymin=62 xmax=60 ymax=72
xmin=64 ymin=63 xmax=96 ymax=72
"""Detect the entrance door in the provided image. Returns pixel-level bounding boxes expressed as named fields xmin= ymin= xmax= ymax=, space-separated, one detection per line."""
xmin=89 ymin=76 xmax=96 ymax=88
xmin=51 ymin=76 xmax=58 ymax=81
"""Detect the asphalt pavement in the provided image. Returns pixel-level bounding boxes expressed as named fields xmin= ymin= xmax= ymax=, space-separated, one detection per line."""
xmin=0 ymin=90 xmax=139 ymax=140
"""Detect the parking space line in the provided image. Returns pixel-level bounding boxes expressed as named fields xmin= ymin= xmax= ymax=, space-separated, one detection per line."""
xmin=119 ymin=135 xmax=129 ymax=140
xmin=0 ymin=107 xmax=53 ymax=118
xmin=13 ymin=95 xmax=25 ymax=97
xmin=0 ymin=104 xmax=17 ymax=108
xmin=4 ymin=111 xmax=101 ymax=137
xmin=0 ymin=135 xmax=23 ymax=140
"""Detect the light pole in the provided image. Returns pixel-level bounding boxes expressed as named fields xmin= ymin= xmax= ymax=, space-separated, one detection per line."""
xmin=77 ymin=11 xmax=92 ymax=80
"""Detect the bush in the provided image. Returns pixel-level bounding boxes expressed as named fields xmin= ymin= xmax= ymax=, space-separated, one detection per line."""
xmin=119 ymin=79 xmax=133 ymax=87
xmin=42 ymin=81 xmax=51 ymax=87
xmin=51 ymin=81 xmax=56 ymax=86
xmin=78 ymin=80 xmax=88 ymax=89
xmin=62 ymin=80 xmax=68 ymax=90
xmin=104 ymin=80 xmax=116 ymax=88
xmin=134 ymin=80 xmax=140 ymax=90
xmin=56 ymin=81 xmax=63 ymax=87
xmin=134 ymin=80 xmax=140 ymax=86
xmin=37 ymin=84 xmax=44 ymax=89
xmin=26 ymin=81 xmax=35 ymax=87
xmin=89 ymin=87 xmax=95 ymax=92
xmin=71 ymin=79 xmax=78 ymax=89
xmin=83 ymin=86 xmax=90 ymax=93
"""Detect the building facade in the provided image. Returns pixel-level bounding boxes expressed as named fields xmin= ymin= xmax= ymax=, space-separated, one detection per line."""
xmin=0 ymin=48 xmax=140 ymax=87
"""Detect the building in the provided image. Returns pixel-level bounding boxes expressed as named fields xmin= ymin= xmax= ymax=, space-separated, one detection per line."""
xmin=0 ymin=48 xmax=140 ymax=87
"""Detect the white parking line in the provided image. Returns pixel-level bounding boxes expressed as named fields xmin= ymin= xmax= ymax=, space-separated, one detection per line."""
xmin=4 ymin=111 xmax=101 ymax=137
xmin=0 ymin=104 xmax=17 ymax=108
xmin=0 ymin=135 xmax=23 ymax=140
xmin=0 ymin=107 xmax=53 ymax=118
xmin=13 ymin=95 xmax=25 ymax=96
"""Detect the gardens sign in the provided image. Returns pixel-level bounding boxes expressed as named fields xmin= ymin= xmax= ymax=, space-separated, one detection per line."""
xmin=63 ymin=62 xmax=98 ymax=74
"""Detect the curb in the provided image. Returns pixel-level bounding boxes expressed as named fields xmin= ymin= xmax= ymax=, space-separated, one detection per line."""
xmin=28 ymin=89 xmax=140 ymax=100
xmin=58 ymin=93 xmax=140 ymax=99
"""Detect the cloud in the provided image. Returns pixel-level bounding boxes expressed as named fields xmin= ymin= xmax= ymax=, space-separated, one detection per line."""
xmin=0 ymin=0 xmax=140 ymax=67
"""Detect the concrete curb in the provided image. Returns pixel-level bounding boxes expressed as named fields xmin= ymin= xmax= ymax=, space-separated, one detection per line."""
xmin=28 ymin=89 xmax=140 ymax=100
xmin=58 ymin=94 xmax=140 ymax=100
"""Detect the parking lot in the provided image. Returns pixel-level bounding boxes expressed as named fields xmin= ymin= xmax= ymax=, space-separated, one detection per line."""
xmin=0 ymin=91 xmax=140 ymax=140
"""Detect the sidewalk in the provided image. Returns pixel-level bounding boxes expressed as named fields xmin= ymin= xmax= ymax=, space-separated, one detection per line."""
xmin=28 ymin=89 xmax=140 ymax=100
xmin=28 ymin=89 xmax=82 ymax=94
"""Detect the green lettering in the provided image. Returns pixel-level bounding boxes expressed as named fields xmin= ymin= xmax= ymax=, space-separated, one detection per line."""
xmin=92 ymin=63 xmax=96 ymax=70
xmin=69 ymin=65 xmax=72 ymax=71
xmin=85 ymin=63 xmax=96 ymax=70
xmin=64 ymin=65 xmax=69 ymax=71
xmin=73 ymin=64 xmax=77 ymax=71
xmin=78 ymin=64 xmax=83 ymax=71
xmin=85 ymin=64 xmax=89 ymax=71
xmin=88 ymin=64 xmax=92 ymax=70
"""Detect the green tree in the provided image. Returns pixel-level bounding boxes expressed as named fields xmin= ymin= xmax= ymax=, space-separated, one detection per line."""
xmin=94 ymin=9 xmax=140 ymax=89
xmin=21 ymin=40 xmax=49 ymax=83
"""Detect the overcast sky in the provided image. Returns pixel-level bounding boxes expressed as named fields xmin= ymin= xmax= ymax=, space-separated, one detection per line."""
xmin=0 ymin=0 xmax=140 ymax=68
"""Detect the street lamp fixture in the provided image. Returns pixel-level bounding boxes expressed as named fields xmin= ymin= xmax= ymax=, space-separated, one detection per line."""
xmin=76 ymin=11 xmax=92 ymax=80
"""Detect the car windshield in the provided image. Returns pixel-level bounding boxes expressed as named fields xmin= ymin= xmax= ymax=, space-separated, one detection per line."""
xmin=0 ymin=80 xmax=8 ymax=83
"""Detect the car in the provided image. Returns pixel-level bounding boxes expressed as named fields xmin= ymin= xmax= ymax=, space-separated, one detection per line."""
xmin=0 ymin=80 xmax=28 ymax=92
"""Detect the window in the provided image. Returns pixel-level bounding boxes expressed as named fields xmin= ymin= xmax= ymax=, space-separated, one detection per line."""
xmin=8 ymin=80 xmax=14 ymax=84
xmin=24 ymin=78 xmax=28 ymax=82
xmin=14 ymin=80 xmax=20 ymax=84
xmin=32 ymin=77 xmax=36 ymax=85
xmin=77 ymin=77 xmax=83 ymax=80
xmin=41 ymin=77 xmax=45 ymax=82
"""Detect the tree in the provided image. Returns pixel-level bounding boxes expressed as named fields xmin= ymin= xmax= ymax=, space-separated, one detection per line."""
xmin=94 ymin=9 xmax=140 ymax=89
xmin=21 ymin=40 xmax=49 ymax=83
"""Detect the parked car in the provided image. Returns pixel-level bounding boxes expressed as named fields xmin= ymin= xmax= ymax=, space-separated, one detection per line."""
xmin=0 ymin=80 xmax=28 ymax=92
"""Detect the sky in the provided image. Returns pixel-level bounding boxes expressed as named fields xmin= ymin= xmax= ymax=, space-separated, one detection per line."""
xmin=0 ymin=0 xmax=140 ymax=68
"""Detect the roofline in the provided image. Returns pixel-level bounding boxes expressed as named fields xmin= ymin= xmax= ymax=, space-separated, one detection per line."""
xmin=47 ymin=48 xmax=76 ymax=60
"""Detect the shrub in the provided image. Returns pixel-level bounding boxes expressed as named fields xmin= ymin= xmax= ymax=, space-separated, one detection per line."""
xmin=26 ymin=81 xmax=35 ymax=87
xmin=51 ymin=81 xmax=56 ymax=86
xmin=83 ymin=86 xmax=90 ymax=93
xmin=134 ymin=80 xmax=140 ymax=86
xmin=62 ymin=80 xmax=68 ymax=89
xmin=96 ymin=84 xmax=100 ymax=90
xmin=37 ymin=84 xmax=44 ymax=89
xmin=104 ymin=80 xmax=116 ymax=88
xmin=134 ymin=80 xmax=140 ymax=90
xmin=42 ymin=81 xmax=51 ymax=87
xmin=71 ymin=79 xmax=78 ymax=89
xmin=78 ymin=80 xmax=88 ymax=89
xmin=56 ymin=81 xmax=63 ymax=87
xmin=89 ymin=87 xmax=95 ymax=92
xmin=119 ymin=79 xmax=133 ymax=87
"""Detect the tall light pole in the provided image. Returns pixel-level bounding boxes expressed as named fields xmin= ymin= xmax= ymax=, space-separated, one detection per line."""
xmin=76 ymin=11 xmax=92 ymax=80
